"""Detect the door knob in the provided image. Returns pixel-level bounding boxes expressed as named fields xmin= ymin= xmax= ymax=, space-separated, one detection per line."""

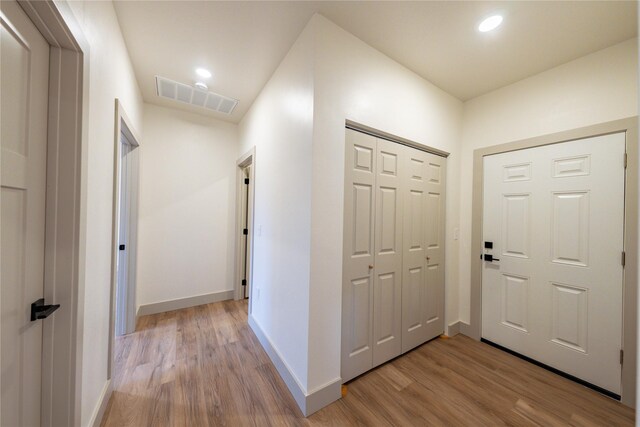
xmin=369 ymin=265 xmax=374 ymax=269
xmin=483 ymin=254 xmax=500 ymax=262
xmin=30 ymin=298 xmax=60 ymax=321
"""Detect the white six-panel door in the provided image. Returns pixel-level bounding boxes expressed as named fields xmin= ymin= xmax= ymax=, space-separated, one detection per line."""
xmin=1 ymin=0 xmax=50 ymax=425
xmin=342 ymin=128 xmax=446 ymax=382
xmin=401 ymin=148 xmax=446 ymax=352
xmin=482 ymin=133 xmax=625 ymax=395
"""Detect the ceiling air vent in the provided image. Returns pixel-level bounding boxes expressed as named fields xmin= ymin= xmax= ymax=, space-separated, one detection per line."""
xmin=155 ymin=76 xmax=238 ymax=115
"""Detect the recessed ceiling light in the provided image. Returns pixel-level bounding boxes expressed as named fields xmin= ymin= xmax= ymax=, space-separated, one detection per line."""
xmin=196 ymin=68 xmax=212 ymax=78
xmin=478 ymin=15 xmax=503 ymax=32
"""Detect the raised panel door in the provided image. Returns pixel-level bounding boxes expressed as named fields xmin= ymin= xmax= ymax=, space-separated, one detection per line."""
xmin=341 ymin=129 xmax=376 ymax=381
xmin=482 ymin=133 xmax=625 ymax=395
xmin=372 ymin=139 xmax=403 ymax=367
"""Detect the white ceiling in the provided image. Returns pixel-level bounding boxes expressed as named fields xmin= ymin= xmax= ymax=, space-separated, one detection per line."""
xmin=113 ymin=1 xmax=637 ymax=123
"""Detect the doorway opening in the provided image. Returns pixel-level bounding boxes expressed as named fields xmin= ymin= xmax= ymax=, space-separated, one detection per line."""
xmin=241 ymin=165 xmax=251 ymax=299
xmin=235 ymin=148 xmax=256 ymax=310
xmin=112 ymin=104 xmax=140 ymax=338
xmin=108 ymin=101 xmax=141 ymax=394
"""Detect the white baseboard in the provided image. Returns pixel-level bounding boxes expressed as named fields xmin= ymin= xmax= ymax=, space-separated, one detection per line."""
xmin=458 ymin=321 xmax=474 ymax=338
xmin=305 ymin=377 xmax=342 ymax=415
xmin=136 ymin=290 xmax=234 ymax=317
xmin=248 ymin=315 xmax=341 ymax=416
xmin=446 ymin=321 xmax=461 ymax=337
xmin=89 ymin=379 xmax=112 ymax=427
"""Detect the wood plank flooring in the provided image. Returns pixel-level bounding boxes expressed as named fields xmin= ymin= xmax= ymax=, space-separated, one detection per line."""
xmin=101 ymin=300 xmax=634 ymax=426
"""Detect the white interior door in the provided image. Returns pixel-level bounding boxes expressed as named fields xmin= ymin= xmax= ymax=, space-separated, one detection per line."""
xmin=0 ymin=0 xmax=50 ymax=425
xmin=115 ymin=137 xmax=133 ymax=336
xmin=482 ymin=133 xmax=626 ymax=395
xmin=422 ymin=152 xmax=446 ymax=341
xmin=342 ymin=128 xmax=447 ymax=382
xmin=402 ymin=148 xmax=446 ymax=352
xmin=372 ymin=139 xmax=403 ymax=367
xmin=242 ymin=166 xmax=251 ymax=299
xmin=342 ymin=129 xmax=376 ymax=381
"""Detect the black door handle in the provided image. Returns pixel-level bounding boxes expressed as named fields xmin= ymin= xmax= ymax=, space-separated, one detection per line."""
xmin=483 ymin=254 xmax=500 ymax=262
xmin=31 ymin=298 xmax=60 ymax=321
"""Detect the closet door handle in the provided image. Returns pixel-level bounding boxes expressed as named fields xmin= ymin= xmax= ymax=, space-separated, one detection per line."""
xmin=368 ymin=265 xmax=374 ymax=269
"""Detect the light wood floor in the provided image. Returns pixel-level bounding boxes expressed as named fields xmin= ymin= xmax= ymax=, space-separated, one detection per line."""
xmin=101 ymin=300 xmax=634 ymax=426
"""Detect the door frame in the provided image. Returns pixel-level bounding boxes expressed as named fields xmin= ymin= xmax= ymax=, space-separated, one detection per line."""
xmin=108 ymin=100 xmax=141 ymax=357
xmin=466 ymin=116 xmax=638 ymax=407
xmin=234 ymin=147 xmax=256 ymax=310
xmin=13 ymin=0 xmax=88 ymax=425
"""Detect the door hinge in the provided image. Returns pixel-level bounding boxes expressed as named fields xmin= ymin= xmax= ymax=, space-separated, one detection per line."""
xmin=620 ymin=349 xmax=624 ymax=365
xmin=242 ymin=279 xmax=247 ymax=287
xmin=119 ymin=244 xmax=126 ymax=251
xmin=622 ymin=251 xmax=626 ymax=266
xmin=243 ymin=228 xmax=248 ymax=235
xmin=624 ymin=152 xmax=628 ymax=169
xmin=244 ymin=178 xmax=250 ymax=185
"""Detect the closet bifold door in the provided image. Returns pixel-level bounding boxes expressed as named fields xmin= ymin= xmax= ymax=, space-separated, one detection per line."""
xmin=342 ymin=128 xmax=446 ymax=382
xmin=341 ymin=129 xmax=376 ymax=382
xmin=371 ymin=139 xmax=403 ymax=368
xmin=401 ymin=147 xmax=430 ymax=351
xmin=402 ymin=148 xmax=446 ymax=352
xmin=423 ymin=152 xmax=446 ymax=340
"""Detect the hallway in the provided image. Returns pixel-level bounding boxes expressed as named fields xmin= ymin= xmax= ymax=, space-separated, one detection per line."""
xmin=102 ymin=300 xmax=633 ymax=426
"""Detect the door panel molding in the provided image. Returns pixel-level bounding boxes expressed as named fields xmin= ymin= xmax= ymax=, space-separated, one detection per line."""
xmin=468 ymin=116 xmax=638 ymax=407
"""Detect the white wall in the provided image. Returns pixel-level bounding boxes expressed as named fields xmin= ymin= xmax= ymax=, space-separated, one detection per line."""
xmin=65 ymin=1 xmax=144 ymax=426
xmin=307 ymin=14 xmax=463 ymax=393
xmin=239 ymin=14 xmax=464 ymax=401
xmin=458 ymin=38 xmax=638 ymax=323
xmin=137 ymin=104 xmax=238 ymax=307
xmin=238 ymin=20 xmax=315 ymax=392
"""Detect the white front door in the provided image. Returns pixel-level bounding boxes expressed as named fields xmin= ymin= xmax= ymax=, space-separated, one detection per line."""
xmin=482 ymin=133 xmax=626 ymax=395
xmin=1 ymin=0 xmax=50 ymax=425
